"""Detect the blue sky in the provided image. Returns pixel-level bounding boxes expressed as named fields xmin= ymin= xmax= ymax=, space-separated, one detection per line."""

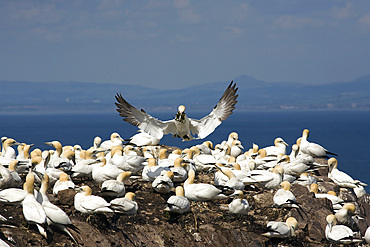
xmin=1 ymin=0 xmax=370 ymax=89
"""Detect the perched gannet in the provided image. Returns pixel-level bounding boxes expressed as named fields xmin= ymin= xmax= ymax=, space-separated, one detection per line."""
xmin=115 ymin=81 xmax=238 ymax=141
xmin=110 ymin=146 xmax=145 ymax=173
xmin=325 ymin=214 xmax=361 ymax=244
xmin=93 ymin=136 xmax=102 ymax=150
xmin=0 ymin=163 xmax=12 ymax=189
xmin=328 ymin=157 xmax=367 ymax=188
xmin=52 ymin=172 xmax=75 ymax=195
xmin=220 ymin=132 xmax=239 ymax=149
xmin=228 ymin=190 xmax=250 ymax=215
xmin=1 ymin=138 xmax=20 ymax=160
xmin=262 ymin=217 xmax=298 ymax=238
xmin=142 ymin=158 xmax=170 ymax=182
xmin=196 ymin=141 xmax=213 ymax=155
xmin=22 ymin=172 xmax=48 ymax=238
xmin=100 ymin=132 xmax=124 ymax=150
xmin=127 ymin=130 xmax=160 ymax=146
xmin=263 ymin=137 xmax=289 ymax=156
xmin=74 ymin=186 xmax=113 ymax=214
xmin=92 ymin=157 xmax=124 ymax=184
xmin=295 ymin=172 xmax=317 ymax=187
xmin=110 ymin=192 xmax=138 ymax=215
xmin=248 ymin=165 xmax=284 ymax=190
xmin=310 ymin=184 xmax=344 ymax=210
xmin=39 ymin=174 xmax=78 ymax=243
xmin=101 ymin=171 xmax=131 ymax=197
xmin=273 ymin=181 xmax=298 ymax=208
xmin=365 ymin=226 xmax=370 ymax=244
xmin=299 ymin=129 xmax=337 ymax=158
xmin=335 ymin=203 xmax=356 ymax=228
xmin=7 ymin=160 xmax=22 ymax=188
xmin=170 ymin=157 xmax=188 ymax=182
xmin=230 ymin=140 xmax=244 ymax=158
xmin=214 ymin=164 xmax=244 ymax=190
xmin=45 ymin=141 xmax=73 ymax=170
xmin=165 ymin=186 xmax=191 ymax=214
xmin=152 ymin=171 xmax=174 ymax=194
xmin=0 ymin=187 xmax=27 ymax=205
xmin=184 ymin=169 xmax=233 ymax=201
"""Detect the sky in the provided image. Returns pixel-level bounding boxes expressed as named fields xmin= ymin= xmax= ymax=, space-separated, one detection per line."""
xmin=1 ymin=0 xmax=370 ymax=89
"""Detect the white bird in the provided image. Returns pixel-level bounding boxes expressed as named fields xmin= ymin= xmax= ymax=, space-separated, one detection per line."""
xmin=100 ymin=132 xmax=124 ymax=150
xmin=247 ymin=165 xmax=284 ymax=190
xmin=220 ymin=132 xmax=239 ymax=149
xmin=92 ymin=157 xmax=124 ymax=184
xmin=170 ymin=157 xmax=188 ymax=182
xmin=214 ymin=164 xmax=245 ymax=190
xmin=196 ymin=141 xmax=213 ymax=155
xmin=325 ymin=214 xmax=361 ymax=244
xmin=101 ymin=171 xmax=131 ymax=197
xmin=261 ymin=217 xmax=298 ymax=238
xmin=74 ymin=185 xmax=113 ymax=214
xmin=165 ymin=186 xmax=191 ymax=214
xmin=7 ymin=160 xmax=22 ymax=188
xmin=263 ymin=137 xmax=289 ymax=156
xmin=115 ymin=81 xmax=238 ymax=141
xmin=110 ymin=192 xmax=138 ymax=215
xmin=328 ymin=157 xmax=367 ymax=188
xmin=0 ymin=163 xmax=13 ymax=189
xmin=142 ymin=158 xmax=170 ymax=182
xmin=228 ymin=190 xmax=250 ymax=215
xmin=365 ymin=226 xmax=370 ymax=244
xmin=299 ymin=129 xmax=337 ymax=158
xmin=39 ymin=174 xmax=78 ymax=243
xmin=22 ymin=172 xmax=48 ymax=238
xmin=0 ymin=187 xmax=27 ymax=205
xmin=310 ymin=184 xmax=344 ymax=210
xmin=184 ymin=169 xmax=233 ymax=201
xmin=1 ymin=138 xmax=20 ymax=160
xmin=127 ymin=130 xmax=160 ymax=146
xmin=273 ymin=181 xmax=298 ymax=208
xmin=335 ymin=203 xmax=356 ymax=227
xmin=52 ymin=172 xmax=75 ymax=195
xmin=109 ymin=146 xmax=145 ymax=173
xmin=229 ymin=140 xmax=244 ymax=158
xmin=152 ymin=171 xmax=174 ymax=194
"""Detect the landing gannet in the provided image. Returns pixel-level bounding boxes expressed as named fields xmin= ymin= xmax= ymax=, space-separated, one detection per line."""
xmin=228 ymin=190 xmax=250 ymax=215
xmin=165 ymin=186 xmax=191 ymax=214
xmin=328 ymin=158 xmax=367 ymax=188
xmin=300 ymin=129 xmax=337 ymax=158
xmin=22 ymin=172 xmax=48 ymax=238
xmin=115 ymin=81 xmax=238 ymax=141
xmin=110 ymin=192 xmax=138 ymax=215
xmin=325 ymin=214 xmax=361 ymax=244
xmin=261 ymin=217 xmax=298 ymax=238
xmin=74 ymin=186 xmax=113 ymax=214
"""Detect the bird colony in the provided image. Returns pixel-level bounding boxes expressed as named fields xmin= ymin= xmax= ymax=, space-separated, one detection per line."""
xmin=0 ymin=129 xmax=369 ymax=246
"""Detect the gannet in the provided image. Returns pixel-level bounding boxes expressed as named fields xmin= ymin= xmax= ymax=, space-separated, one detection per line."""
xmin=214 ymin=164 xmax=245 ymax=190
xmin=300 ymin=129 xmax=337 ymax=158
xmin=152 ymin=171 xmax=174 ymax=194
xmin=74 ymin=186 xmax=113 ymax=214
xmin=100 ymin=132 xmax=124 ymax=150
xmin=127 ymin=130 xmax=160 ymax=146
xmin=220 ymin=132 xmax=239 ymax=148
xmin=228 ymin=190 xmax=250 ymax=215
xmin=165 ymin=186 xmax=191 ymax=214
xmin=325 ymin=214 xmax=361 ymax=244
xmin=365 ymin=226 xmax=370 ymax=244
xmin=115 ymin=81 xmax=238 ymax=141
xmin=142 ymin=158 xmax=170 ymax=182
xmin=335 ymin=203 xmax=356 ymax=228
xmin=101 ymin=171 xmax=131 ymax=197
xmin=92 ymin=157 xmax=124 ymax=184
xmin=196 ymin=141 xmax=213 ymax=155
xmin=110 ymin=192 xmax=138 ymax=215
xmin=184 ymin=169 xmax=234 ymax=201
xmin=1 ymin=138 xmax=20 ymax=160
xmin=39 ymin=174 xmax=78 ymax=243
xmin=273 ymin=181 xmax=298 ymax=208
xmin=263 ymin=137 xmax=289 ymax=156
xmin=22 ymin=172 xmax=48 ymax=238
xmin=328 ymin=157 xmax=367 ymax=188
xmin=310 ymin=184 xmax=344 ymax=210
xmin=262 ymin=217 xmax=298 ymax=238
xmin=45 ymin=141 xmax=73 ymax=170
xmin=0 ymin=187 xmax=27 ymax=205
xmin=0 ymin=163 xmax=12 ymax=189
xmin=229 ymin=140 xmax=244 ymax=158
xmin=93 ymin=136 xmax=102 ymax=150
xmin=109 ymin=146 xmax=145 ymax=173
xmin=248 ymin=165 xmax=284 ymax=190
xmin=170 ymin=157 xmax=188 ymax=182
xmin=52 ymin=172 xmax=75 ymax=195
xmin=7 ymin=160 xmax=22 ymax=188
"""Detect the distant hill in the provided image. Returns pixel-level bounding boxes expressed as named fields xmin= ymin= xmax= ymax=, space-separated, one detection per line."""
xmin=1 ymin=75 xmax=370 ymax=114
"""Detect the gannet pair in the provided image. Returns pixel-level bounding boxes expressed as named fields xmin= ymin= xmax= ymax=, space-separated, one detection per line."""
xmin=325 ymin=214 xmax=362 ymax=244
xmin=115 ymin=81 xmax=238 ymax=141
xmin=262 ymin=217 xmax=298 ymax=238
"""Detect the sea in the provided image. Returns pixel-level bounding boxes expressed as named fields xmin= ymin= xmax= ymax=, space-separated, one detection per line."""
xmin=1 ymin=110 xmax=369 ymax=192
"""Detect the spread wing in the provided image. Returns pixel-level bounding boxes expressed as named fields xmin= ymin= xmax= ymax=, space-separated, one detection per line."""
xmin=190 ymin=81 xmax=238 ymax=139
xmin=115 ymin=94 xmax=176 ymax=140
